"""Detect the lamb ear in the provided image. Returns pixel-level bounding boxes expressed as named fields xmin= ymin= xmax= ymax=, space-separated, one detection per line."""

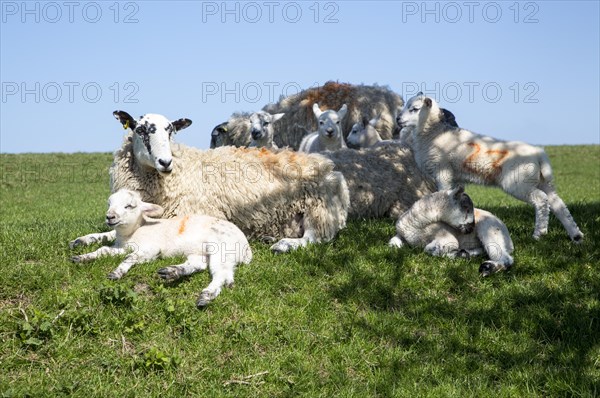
xmin=172 ymin=118 xmax=192 ymax=133
xmin=141 ymin=202 xmax=164 ymax=218
xmin=272 ymin=113 xmax=285 ymax=123
xmin=313 ymin=103 xmax=323 ymax=118
xmin=113 ymin=110 xmax=136 ymax=130
xmin=450 ymin=185 xmax=465 ymax=199
xmin=337 ymin=104 xmax=348 ymax=120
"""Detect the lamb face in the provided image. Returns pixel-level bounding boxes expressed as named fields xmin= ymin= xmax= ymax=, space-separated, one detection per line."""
xmin=105 ymin=189 xmax=164 ymax=236
xmin=346 ymin=122 xmax=364 ymax=149
xmin=113 ymin=111 xmax=192 ymax=173
xmin=440 ymin=186 xmax=475 ymax=234
xmin=399 ymin=93 xmax=459 ymax=129
xmin=249 ymin=111 xmax=284 ymax=146
xmin=313 ymin=103 xmax=347 ymax=143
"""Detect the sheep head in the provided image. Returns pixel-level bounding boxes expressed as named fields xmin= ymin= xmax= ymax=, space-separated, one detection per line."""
xmin=114 ymin=111 xmax=192 ymax=174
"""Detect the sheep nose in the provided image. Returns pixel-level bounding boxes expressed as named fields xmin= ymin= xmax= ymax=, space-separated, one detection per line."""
xmin=158 ymin=158 xmax=172 ymax=168
xmin=106 ymin=214 xmax=116 ymax=221
xmin=251 ymin=129 xmax=261 ymax=139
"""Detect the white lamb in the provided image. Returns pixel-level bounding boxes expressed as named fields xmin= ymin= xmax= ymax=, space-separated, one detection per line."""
xmin=70 ymin=189 xmax=252 ymax=307
xmin=346 ymin=116 xmax=397 ymax=149
xmin=298 ymin=103 xmax=348 ymax=153
xmin=412 ymin=95 xmax=583 ymax=242
xmin=389 ymin=186 xmax=514 ymax=276
xmin=248 ymin=111 xmax=285 ymax=149
xmin=110 ymin=111 xmax=349 ymax=253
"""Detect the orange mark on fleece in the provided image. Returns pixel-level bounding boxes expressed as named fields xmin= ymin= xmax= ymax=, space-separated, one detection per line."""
xmin=474 ymin=209 xmax=482 ymax=222
xmin=302 ymin=81 xmax=353 ymax=109
xmin=178 ymin=216 xmax=190 ymax=235
xmin=463 ymin=142 xmax=509 ymax=182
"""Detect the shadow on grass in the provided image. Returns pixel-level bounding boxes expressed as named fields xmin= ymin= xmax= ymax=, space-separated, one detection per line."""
xmin=325 ymin=202 xmax=600 ymax=394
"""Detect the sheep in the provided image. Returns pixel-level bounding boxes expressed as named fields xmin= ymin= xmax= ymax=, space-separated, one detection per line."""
xmin=388 ymin=186 xmax=514 ymax=276
xmin=248 ymin=111 xmax=285 ymax=149
xmin=69 ymin=189 xmax=252 ymax=306
xmin=210 ymin=111 xmax=252 ymax=148
xmin=298 ymin=103 xmax=348 ymax=153
xmin=412 ymin=94 xmax=583 ymax=242
xmin=210 ymin=81 xmax=404 ymax=150
xmin=346 ymin=116 xmax=397 ymax=149
xmin=110 ymin=111 xmax=350 ymax=253
xmin=395 ymin=92 xmax=459 ymax=147
xmin=321 ymin=144 xmax=437 ymax=219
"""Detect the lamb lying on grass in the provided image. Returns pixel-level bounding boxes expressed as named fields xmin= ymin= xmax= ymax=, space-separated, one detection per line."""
xmin=299 ymin=103 xmax=348 ymax=153
xmin=413 ymin=95 xmax=583 ymax=242
xmin=388 ymin=186 xmax=514 ymax=276
xmin=70 ymin=189 xmax=252 ymax=307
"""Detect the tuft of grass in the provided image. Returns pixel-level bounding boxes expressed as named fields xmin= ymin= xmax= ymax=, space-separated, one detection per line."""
xmin=0 ymin=146 xmax=599 ymax=397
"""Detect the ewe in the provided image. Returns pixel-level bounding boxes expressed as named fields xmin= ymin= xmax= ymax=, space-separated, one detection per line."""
xmin=70 ymin=189 xmax=252 ymax=307
xmin=110 ymin=111 xmax=349 ymax=253
xmin=412 ymin=95 xmax=583 ymax=242
xmin=389 ymin=187 xmax=514 ymax=276
xmin=298 ymin=103 xmax=348 ymax=153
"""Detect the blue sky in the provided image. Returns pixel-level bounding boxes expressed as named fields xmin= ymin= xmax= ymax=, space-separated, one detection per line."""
xmin=1 ymin=0 xmax=599 ymax=153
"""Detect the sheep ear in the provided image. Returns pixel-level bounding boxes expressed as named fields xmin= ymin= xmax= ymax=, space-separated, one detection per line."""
xmin=313 ymin=103 xmax=323 ymax=118
xmin=113 ymin=110 xmax=136 ymax=130
xmin=441 ymin=108 xmax=458 ymax=127
xmin=172 ymin=118 xmax=192 ymax=133
xmin=450 ymin=185 xmax=465 ymax=199
xmin=423 ymin=97 xmax=432 ymax=108
xmin=212 ymin=122 xmax=228 ymax=136
xmin=368 ymin=117 xmax=379 ymax=127
xmin=338 ymin=104 xmax=348 ymax=120
xmin=141 ymin=202 xmax=164 ymax=218
xmin=272 ymin=113 xmax=285 ymax=123
xmin=416 ymin=91 xmax=424 ymax=97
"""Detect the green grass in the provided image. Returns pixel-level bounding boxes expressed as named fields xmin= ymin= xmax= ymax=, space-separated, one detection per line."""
xmin=1 ymin=146 xmax=599 ymax=397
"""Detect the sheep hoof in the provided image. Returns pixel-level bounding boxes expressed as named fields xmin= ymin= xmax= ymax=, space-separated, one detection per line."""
xmin=479 ymin=261 xmax=507 ymax=277
xmin=157 ymin=267 xmax=179 ymax=281
xmin=69 ymin=239 xmax=83 ymax=249
xmin=270 ymin=240 xmax=293 ymax=253
xmin=457 ymin=249 xmax=470 ymax=259
xmin=70 ymin=255 xmax=83 ymax=263
xmin=196 ymin=291 xmax=214 ymax=308
xmin=260 ymin=236 xmax=277 ymax=244
xmin=388 ymin=236 xmax=403 ymax=249
xmin=107 ymin=271 xmax=122 ymax=280
xmin=572 ymin=233 xmax=584 ymax=244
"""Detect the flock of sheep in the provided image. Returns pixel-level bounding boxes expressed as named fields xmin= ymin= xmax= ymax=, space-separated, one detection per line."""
xmin=70 ymin=81 xmax=584 ymax=307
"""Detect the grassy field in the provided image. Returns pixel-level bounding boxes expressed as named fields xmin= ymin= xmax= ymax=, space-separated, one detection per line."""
xmin=1 ymin=146 xmax=599 ymax=397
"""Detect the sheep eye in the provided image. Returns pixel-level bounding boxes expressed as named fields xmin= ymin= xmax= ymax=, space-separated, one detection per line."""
xmin=319 ymin=121 xmax=324 ymax=125
xmin=125 ymin=204 xmax=135 ymax=209
xmin=336 ymin=121 xmax=340 ymax=125
xmin=263 ymin=121 xmax=269 ymax=127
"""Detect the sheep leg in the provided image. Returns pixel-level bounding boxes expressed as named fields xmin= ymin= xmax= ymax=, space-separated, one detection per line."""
xmin=157 ymin=255 xmax=208 ymax=281
xmin=479 ymin=261 xmax=511 ymax=277
xmin=270 ymin=229 xmax=317 ymax=254
xmin=388 ymin=235 xmax=405 ymax=249
xmin=424 ymin=233 xmax=460 ymax=258
xmin=515 ymin=188 xmax=549 ymax=240
xmin=70 ymin=246 xmax=127 ymax=263
xmin=196 ymin=257 xmax=236 ymax=307
xmin=541 ymin=184 xmax=584 ymax=243
xmin=69 ymin=231 xmax=116 ymax=248
xmin=107 ymin=247 xmax=158 ymax=280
